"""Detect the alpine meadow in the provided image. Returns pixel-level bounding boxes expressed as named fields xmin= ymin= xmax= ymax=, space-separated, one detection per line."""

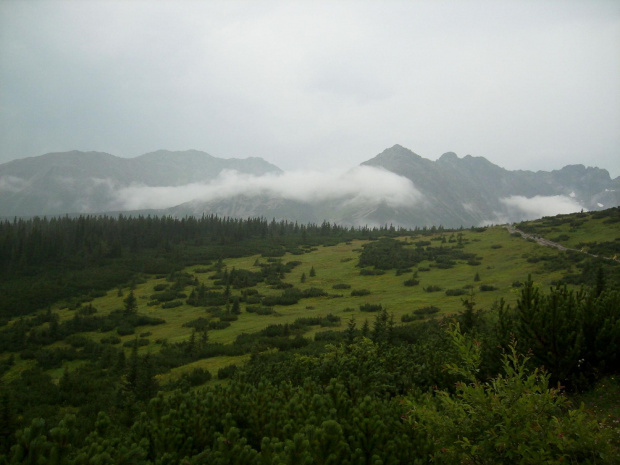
xmin=3 ymin=0 xmax=620 ymax=462
xmin=0 ymin=206 xmax=618 ymax=464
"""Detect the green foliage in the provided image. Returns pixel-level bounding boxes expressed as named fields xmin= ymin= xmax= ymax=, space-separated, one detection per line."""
xmin=331 ymin=283 xmax=351 ymax=289
xmin=407 ymin=322 xmax=618 ymax=464
xmin=424 ymin=285 xmax=442 ymax=292
xmin=359 ymin=303 xmax=383 ymax=312
xmin=505 ymin=277 xmax=620 ymax=390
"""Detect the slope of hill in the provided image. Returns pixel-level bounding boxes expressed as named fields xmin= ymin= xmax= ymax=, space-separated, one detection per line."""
xmin=0 ymin=209 xmax=618 ymax=463
xmin=1 ymin=146 xmax=617 ymax=227
xmin=359 ymin=144 xmax=619 ymax=227
xmin=0 ymin=150 xmax=281 ymax=216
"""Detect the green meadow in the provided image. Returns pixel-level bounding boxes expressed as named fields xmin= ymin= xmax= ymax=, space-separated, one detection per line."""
xmin=4 ymin=224 xmax=578 ymax=385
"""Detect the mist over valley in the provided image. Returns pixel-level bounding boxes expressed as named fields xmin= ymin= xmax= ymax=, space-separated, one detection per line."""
xmin=1 ymin=145 xmax=617 ymax=227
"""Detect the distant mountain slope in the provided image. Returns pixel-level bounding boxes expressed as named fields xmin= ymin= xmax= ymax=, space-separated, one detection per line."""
xmin=357 ymin=145 xmax=619 ymax=227
xmin=0 ymin=150 xmax=281 ymax=216
xmin=1 ymin=145 xmax=617 ymax=227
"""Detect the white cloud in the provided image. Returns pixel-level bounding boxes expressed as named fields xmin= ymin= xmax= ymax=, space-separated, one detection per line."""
xmin=500 ymin=195 xmax=584 ymax=220
xmin=0 ymin=176 xmax=27 ymax=192
xmin=111 ymin=166 xmax=423 ymax=211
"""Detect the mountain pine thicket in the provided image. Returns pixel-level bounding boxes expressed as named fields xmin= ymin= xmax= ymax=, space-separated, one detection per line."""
xmin=0 ymin=209 xmax=618 ymax=463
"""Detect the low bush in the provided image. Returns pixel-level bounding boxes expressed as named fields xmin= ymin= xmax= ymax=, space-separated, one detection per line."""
xmin=360 ymin=269 xmax=386 ymax=276
xmin=351 ymin=289 xmax=371 ymax=296
xmin=217 ymin=364 xmax=238 ymax=380
xmin=413 ymin=306 xmax=440 ymax=315
xmin=360 ymin=303 xmax=383 ymax=312
xmin=180 ymin=367 xmax=212 ymax=387
xmin=332 ymin=283 xmax=351 ymax=289
xmin=401 ymin=313 xmax=423 ymax=322
xmin=424 ymin=285 xmax=443 ymax=292
xmin=246 ymin=305 xmax=276 ymax=315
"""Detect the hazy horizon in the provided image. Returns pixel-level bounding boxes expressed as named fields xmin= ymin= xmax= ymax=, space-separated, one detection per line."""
xmin=1 ymin=0 xmax=619 ymax=176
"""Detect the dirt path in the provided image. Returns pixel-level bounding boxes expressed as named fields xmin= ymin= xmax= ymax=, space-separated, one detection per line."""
xmin=504 ymin=224 xmax=619 ymax=263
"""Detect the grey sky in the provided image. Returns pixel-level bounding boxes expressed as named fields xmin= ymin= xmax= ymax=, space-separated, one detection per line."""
xmin=1 ymin=0 xmax=619 ymax=176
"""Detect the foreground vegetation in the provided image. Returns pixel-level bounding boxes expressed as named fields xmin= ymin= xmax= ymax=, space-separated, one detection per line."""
xmin=0 ymin=208 xmax=619 ymax=463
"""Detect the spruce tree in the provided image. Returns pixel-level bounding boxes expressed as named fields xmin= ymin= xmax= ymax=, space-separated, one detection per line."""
xmin=231 ymin=297 xmax=241 ymax=315
xmin=345 ymin=317 xmax=357 ymax=346
xmin=123 ymin=290 xmax=138 ymax=315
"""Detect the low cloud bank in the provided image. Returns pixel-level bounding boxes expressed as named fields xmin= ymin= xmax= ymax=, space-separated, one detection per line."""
xmin=111 ymin=166 xmax=423 ymax=211
xmin=482 ymin=194 xmax=584 ymax=224
xmin=0 ymin=176 xmax=28 ymax=192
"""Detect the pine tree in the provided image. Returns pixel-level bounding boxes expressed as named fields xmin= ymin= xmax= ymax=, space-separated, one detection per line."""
xmin=137 ymin=352 xmax=158 ymax=401
xmin=459 ymin=291 xmax=479 ymax=333
xmin=231 ymin=297 xmax=241 ymax=315
xmin=361 ymin=319 xmax=370 ymax=338
xmin=200 ymin=329 xmax=209 ymax=347
xmin=372 ymin=309 xmax=389 ymax=344
xmin=124 ymin=339 xmax=139 ymax=394
xmin=345 ymin=317 xmax=357 ymax=347
xmin=309 ymin=266 xmax=316 ymax=277
xmin=301 ymin=272 xmax=306 ymax=283
xmin=123 ymin=290 xmax=138 ymax=315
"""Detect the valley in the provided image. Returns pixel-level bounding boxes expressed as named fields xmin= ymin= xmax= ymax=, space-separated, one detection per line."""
xmin=0 ymin=208 xmax=618 ymax=463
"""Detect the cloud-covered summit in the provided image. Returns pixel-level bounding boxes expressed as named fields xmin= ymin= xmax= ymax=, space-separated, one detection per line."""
xmin=111 ymin=166 xmax=422 ymax=211
xmin=1 ymin=146 xmax=617 ymax=227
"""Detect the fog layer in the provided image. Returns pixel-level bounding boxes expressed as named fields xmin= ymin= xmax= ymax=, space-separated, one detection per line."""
xmin=112 ymin=166 xmax=423 ymax=211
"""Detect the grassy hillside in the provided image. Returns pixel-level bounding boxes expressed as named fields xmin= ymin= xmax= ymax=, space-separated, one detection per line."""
xmin=0 ymin=209 xmax=618 ymax=463
xmin=2 ymin=218 xmax=608 ymax=386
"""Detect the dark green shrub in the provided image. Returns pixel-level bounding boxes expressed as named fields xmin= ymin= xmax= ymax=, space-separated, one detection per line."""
xmin=218 ymin=364 xmax=238 ymax=379
xmin=360 ymin=269 xmax=386 ymax=276
xmin=332 ymin=283 xmax=351 ymax=289
xmin=181 ymin=367 xmax=212 ymax=386
xmin=360 ymin=303 xmax=383 ymax=312
xmin=303 ymin=287 xmax=328 ymax=298
xmin=117 ymin=323 xmax=135 ymax=336
xmin=413 ymin=306 xmax=440 ymax=315
xmin=424 ymin=285 xmax=442 ymax=292
xmin=183 ymin=317 xmax=210 ymax=331
xmin=246 ymin=306 xmax=276 ymax=315
xmin=351 ymin=289 xmax=371 ymax=296
xmin=401 ymin=313 xmax=423 ymax=322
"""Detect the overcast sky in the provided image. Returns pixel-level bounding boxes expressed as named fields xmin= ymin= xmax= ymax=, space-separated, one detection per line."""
xmin=1 ymin=0 xmax=619 ymax=176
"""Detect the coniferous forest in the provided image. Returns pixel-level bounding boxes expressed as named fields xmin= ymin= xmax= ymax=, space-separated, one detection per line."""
xmin=0 ymin=208 xmax=619 ymax=464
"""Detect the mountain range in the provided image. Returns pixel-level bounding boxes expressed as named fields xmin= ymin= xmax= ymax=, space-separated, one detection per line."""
xmin=1 ymin=145 xmax=618 ymax=227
